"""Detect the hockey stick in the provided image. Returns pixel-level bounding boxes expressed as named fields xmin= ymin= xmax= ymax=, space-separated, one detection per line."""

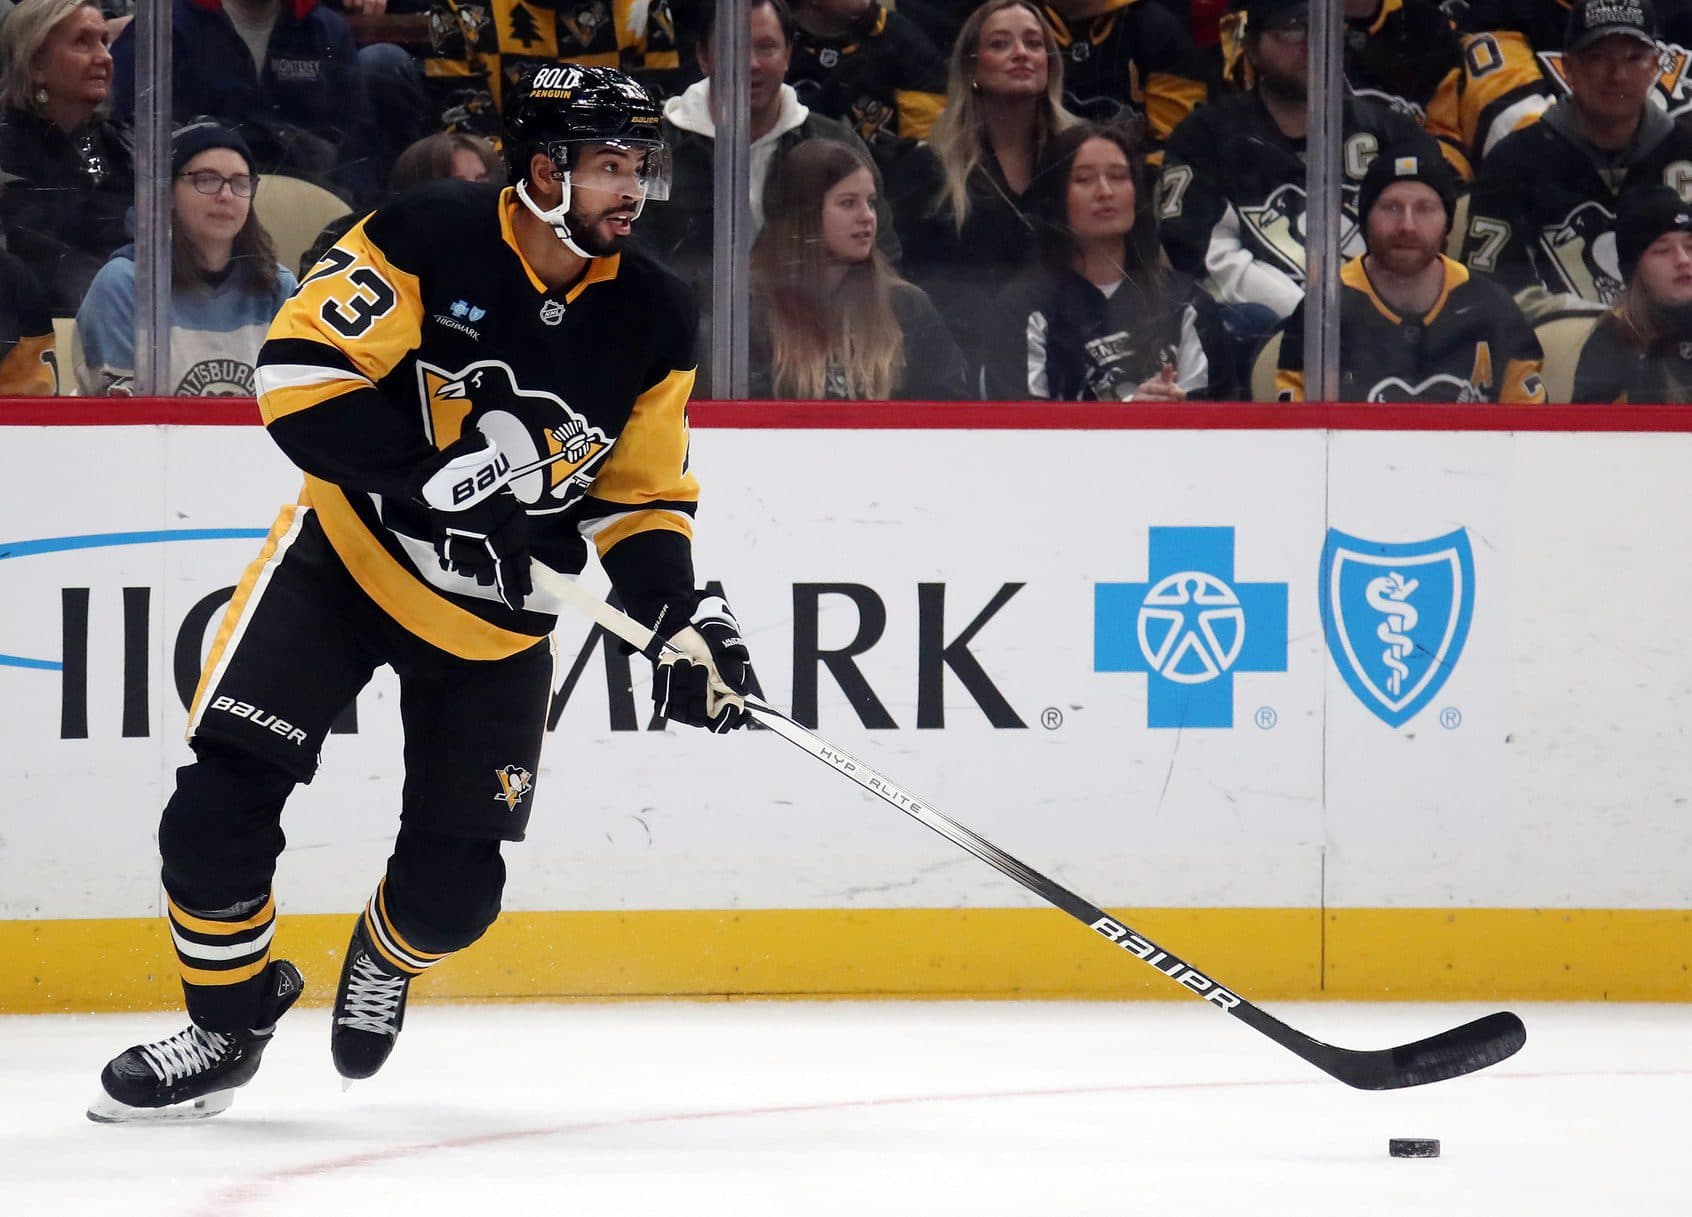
xmin=532 ymin=563 xmax=1526 ymax=1090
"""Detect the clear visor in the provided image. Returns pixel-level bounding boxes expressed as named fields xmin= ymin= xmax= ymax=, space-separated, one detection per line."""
xmin=551 ymin=140 xmax=672 ymax=203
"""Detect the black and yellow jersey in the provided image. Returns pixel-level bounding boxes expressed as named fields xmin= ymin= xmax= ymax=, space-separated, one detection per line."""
xmin=423 ymin=0 xmax=684 ymax=136
xmin=1344 ymin=0 xmax=1464 ymax=127
xmin=255 ymin=180 xmax=700 ymax=662
xmin=788 ymin=2 xmax=949 ymax=151
xmin=1157 ymin=89 xmax=1439 ymax=319
xmin=1039 ymin=0 xmax=1211 ymax=143
xmin=0 ymin=249 xmax=55 ymax=396
xmin=1277 ymin=254 xmax=1546 ymax=401
xmin=1461 ymin=102 xmax=1692 ymax=316
xmin=1425 ymin=0 xmax=1692 ymax=177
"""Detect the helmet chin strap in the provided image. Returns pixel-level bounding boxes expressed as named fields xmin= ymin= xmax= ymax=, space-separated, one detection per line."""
xmin=516 ymin=175 xmax=647 ymax=260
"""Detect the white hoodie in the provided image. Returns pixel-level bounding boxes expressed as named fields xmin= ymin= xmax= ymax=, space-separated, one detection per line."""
xmin=663 ymin=78 xmax=811 ymax=233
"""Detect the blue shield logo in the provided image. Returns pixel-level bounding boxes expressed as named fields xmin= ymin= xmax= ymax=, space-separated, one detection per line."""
xmin=1319 ymin=528 xmax=1475 ymax=727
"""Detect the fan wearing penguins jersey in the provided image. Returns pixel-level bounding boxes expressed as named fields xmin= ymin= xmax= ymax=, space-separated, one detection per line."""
xmin=1156 ymin=0 xmax=1441 ymax=351
xmin=88 ymin=66 xmax=760 ymax=1126
xmin=1461 ymin=0 xmax=1692 ymax=319
xmin=1277 ymin=148 xmax=1546 ymax=401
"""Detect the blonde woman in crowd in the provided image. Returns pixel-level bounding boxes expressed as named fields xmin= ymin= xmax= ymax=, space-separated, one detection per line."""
xmin=752 ymin=139 xmax=966 ymax=399
xmin=0 ymin=0 xmax=134 ymax=313
xmin=890 ymin=0 xmax=1077 ymax=376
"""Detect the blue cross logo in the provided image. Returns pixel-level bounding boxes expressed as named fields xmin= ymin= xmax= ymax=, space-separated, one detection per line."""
xmin=1095 ymin=527 xmax=1288 ymax=728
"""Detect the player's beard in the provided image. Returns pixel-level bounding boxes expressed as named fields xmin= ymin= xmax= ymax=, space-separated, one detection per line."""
xmin=566 ymin=204 xmax=631 ymax=257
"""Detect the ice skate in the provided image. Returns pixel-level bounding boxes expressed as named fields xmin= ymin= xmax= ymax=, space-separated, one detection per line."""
xmin=87 ymin=959 xmax=303 ymax=1123
xmin=331 ymin=916 xmax=412 ymax=1081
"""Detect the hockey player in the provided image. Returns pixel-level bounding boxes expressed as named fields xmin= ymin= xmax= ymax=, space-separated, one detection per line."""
xmin=1460 ymin=0 xmax=1692 ymax=319
xmin=1156 ymin=0 xmax=1442 ymax=347
xmin=88 ymin=65 xmax=758 ymax=1123
xmin=1276 ymin=146 xmax=1546 ymax=401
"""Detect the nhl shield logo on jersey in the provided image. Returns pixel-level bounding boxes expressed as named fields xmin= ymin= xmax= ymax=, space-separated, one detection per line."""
xmin=1318 ymin=528 xmax=1476 ymax=727
xmin=419 ymin=359 xmax=613 ymax=508
xmin=494 ymin=764 xmax=534 ymax=812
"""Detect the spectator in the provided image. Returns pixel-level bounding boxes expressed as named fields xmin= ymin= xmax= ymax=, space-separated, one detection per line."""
xmin=1035 ymin=0 xmax=1208 ymax=140
xmin=750 ymin=140 xmax=966 ymax=399
xmin=0 ymin=0 xmax=135 ymax=315
xmin=1424 ymin=0 xmax=1692 ymax=177
xmin=1277 ymin=147 xmax=1545 ymax=402
xmin=1573 ymin=185 xmax=1692 ymax=401
xmin=787 ymin=0 xmax=949 ymax=164
xmin=109 ymin=1 xmax=378 ymax=202
xmin=984 ymin=120 xmax=1232 ymax=400
xmin=890 ymin=0 xmax=1079 ymax=374
xmin=297 ymin=129 xmax=500 ymax=277
xmin=636 ymin=0 xmax=898 ymax=290
xmin=75 ymin=121 xmax=297 ymax=395
xmin=416 ymin=0 xmax=685 ymax=140
xmin=1461 ymin=0 xmax=1692 ymax=320
xmin=1 ymin=195 xmax=58 ymax=395
xmin=1157 ymin=0 xmax=1440 ymax=351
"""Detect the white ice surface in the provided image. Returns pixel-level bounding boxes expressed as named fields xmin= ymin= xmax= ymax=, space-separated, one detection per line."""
xmin=1 ymin=1000 xmax=1683 ymax=1216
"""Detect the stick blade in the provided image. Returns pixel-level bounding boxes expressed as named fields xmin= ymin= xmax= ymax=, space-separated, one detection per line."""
xmin=1325 ymin=1010 xmax=1527 ymax=1091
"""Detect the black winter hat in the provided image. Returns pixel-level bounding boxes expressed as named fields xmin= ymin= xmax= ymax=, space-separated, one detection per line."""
xmin=1566 ymin=0 xmax=1658 ymax=52
xmin=1357 ymin=147 xmax=1459 ymax=233
xmin=1615 ymin=185 xmax=1692 ymax=281
xmin=170 ymin=120 xmax=255 ymax=178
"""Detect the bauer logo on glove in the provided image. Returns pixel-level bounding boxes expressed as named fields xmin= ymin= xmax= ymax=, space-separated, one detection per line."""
xmin=652 ymin=595 xmax=758 ymax=733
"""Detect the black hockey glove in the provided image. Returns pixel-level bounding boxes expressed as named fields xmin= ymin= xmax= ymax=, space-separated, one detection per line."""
xmin=417 ymin=433 xmax=532 ymax=611
xmin=652 ymin=596 xmax=757 ymax=733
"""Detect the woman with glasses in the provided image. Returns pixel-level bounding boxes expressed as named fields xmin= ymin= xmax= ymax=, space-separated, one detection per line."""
xmin=75 ymin=122 xmax=297 ymax=395
xmin=888 ymin=0 xmax=1078 ymax=381
xmin=0 ymin=0 xmax=135 ymax=315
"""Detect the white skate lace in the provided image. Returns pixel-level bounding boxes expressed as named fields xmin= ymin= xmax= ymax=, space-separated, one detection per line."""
xmin=336 ymin=954 xmax=408 ymax=1037
xmin=138 ymin=1025 xmax=233 ymax=1085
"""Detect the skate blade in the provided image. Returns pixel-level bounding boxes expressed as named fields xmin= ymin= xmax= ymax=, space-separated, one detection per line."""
xmin=86 ymin=1087 xmax=235 ymax=1124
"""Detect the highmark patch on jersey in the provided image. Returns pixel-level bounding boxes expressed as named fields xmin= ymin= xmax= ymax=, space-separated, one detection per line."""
xmin=418 ymin=358 xmax=614 ymax=513
xmin=1319 ymin=528 xmax=1475 ymax=728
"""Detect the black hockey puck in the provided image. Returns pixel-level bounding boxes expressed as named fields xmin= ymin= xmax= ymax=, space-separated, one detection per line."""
xmin=1388 ymin=1138 xmax=1440 ymax=1158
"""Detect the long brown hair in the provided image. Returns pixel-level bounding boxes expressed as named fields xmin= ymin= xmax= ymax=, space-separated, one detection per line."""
xmin=1606 ymin=284 xmax=1692 ymax=401
xmin=751 ymin=141 xmax=906 ymax=399
xmin=926 ymin=0 xmax=1077 ymax=232
xmin=172 ymin=162 xmax=283 ymax=297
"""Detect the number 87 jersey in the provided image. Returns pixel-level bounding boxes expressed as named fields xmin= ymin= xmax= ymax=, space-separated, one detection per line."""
xmin=254 ymin=179 xmax=703 ymax=662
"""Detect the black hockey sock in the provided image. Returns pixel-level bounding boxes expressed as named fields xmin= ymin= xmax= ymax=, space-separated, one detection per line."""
xmin=170 ymin=892 xmax=278 ymax=1034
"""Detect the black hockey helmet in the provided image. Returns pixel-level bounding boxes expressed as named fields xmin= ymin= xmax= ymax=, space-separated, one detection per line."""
xmin=503 ymin=64 xmax=669 ymax=192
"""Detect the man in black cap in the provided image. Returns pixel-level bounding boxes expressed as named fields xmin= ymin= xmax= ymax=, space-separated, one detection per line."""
xmin=1572 ymin=182 xmax=1692 ymax=399
xmin=1157 ymin=0 xmax=1443 ymax=359
xmin=1462 ymin=0 xmax=1692 ymax=318
xmin=1277 ymin=145 xmax=1546 ymax=401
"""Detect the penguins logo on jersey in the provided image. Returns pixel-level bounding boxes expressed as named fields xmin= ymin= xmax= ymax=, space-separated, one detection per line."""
xmin=1239 ymin=185 xmax=1365 ymax=277
xmin=418 ymin=359 xmax=613 ymax=511
xmin=1538 ymin=46 xmax=1692 ymax=118
xmin=1540 ymin=201 xmax=1623 ymax=303
xmin=1365 ymin=373 xmax=1486 ymax=402
xmin=494 ymin=764 xmax=534 ymax=812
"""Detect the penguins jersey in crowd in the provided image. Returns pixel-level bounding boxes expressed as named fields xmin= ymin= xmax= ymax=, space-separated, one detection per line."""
xmin=1156 ymin=89 xmax=1440 ymax=319
xmin=423 ymin=0 xmax=683 ymax=135
xmin=1425 ymin=0 xmax=1692 ymax=175
xmin=1571 ymin=310 xmax=1692 ymax=401
xmin=1461 ymin=100 xmax=1692 ymax=315
xmin=0 ymin=249 xmax=55 ymax=395
xmin=787 ymin=2 xmax=948 ymax=152
xmin=982 ymin=265 xmax=1235 ymax=400
xmin=1039 ymin=0 xmax=1211 ymax=141
xmin=254 ymin=179 xmax=700 ymax=662
xmin=1344 ymin=0 xmax=1465 ymax=130
xmin=1276 ymin=254 xmax=1547 ymax=401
